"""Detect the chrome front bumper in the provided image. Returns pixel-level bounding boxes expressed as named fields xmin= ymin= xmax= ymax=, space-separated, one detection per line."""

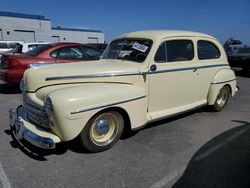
xmin=9 ymin=106 xmax=61 ymax=149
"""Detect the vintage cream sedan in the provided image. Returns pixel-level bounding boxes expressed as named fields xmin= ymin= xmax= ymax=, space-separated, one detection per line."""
xmin=9 ymin=30 xmax=238 ymax=152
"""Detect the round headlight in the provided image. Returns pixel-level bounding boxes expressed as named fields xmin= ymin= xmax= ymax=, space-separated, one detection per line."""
xmin=44 ymin=97 xmax=54 ymax=116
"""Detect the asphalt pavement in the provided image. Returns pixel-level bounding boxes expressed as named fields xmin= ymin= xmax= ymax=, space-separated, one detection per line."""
xmin=0 ymin=71 xmax=250 ymax=188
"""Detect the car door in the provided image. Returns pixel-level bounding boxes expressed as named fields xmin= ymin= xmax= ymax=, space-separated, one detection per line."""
xmin=195 ymin=39 xmax=225 ymax=101
xmin=148 ymin=38 xmax=205 ymax=120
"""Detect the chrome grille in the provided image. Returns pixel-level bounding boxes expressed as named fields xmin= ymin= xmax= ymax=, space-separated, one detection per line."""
xmin=23 ymin=93 xmax=50 ymax=130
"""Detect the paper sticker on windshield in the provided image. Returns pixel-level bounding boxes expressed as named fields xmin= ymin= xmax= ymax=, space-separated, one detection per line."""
xmin=132 ymin=42 xmax=148 ymax=53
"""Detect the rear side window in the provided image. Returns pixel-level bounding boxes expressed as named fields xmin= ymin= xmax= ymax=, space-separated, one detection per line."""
xmin=28 ymin=44 xmax=39 ymax=51
xmin=198 ymin=40 xmax=220 ymax=60
xmin=50 ymin=49 xmax=59 ymax=58
xmin=155 ymin=40 xmax=194 ymax=63
xmin=57 ymin=46 xmax=83 ymax=60
xmin=25 ymin=44 xmax=53 ymax=56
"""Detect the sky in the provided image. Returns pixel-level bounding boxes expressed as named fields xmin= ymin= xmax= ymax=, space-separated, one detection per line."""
xmin=1 ymin=0 xmax=250 ymax=44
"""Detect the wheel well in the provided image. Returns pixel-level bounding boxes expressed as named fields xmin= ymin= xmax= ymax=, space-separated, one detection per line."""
xmin=97 ymin=107 xmax=132 ymax=131
xmin=207 ymin=83 xmax=233 ymax=105
xmin=225 ymin=84 xmax=232 ymax=94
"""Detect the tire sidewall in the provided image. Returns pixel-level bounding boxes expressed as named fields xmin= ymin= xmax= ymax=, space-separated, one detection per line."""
xmin=80 ymin=111 xmax=124 ymax=152
xmin=212 ymin=86 xmax=230 ymax=112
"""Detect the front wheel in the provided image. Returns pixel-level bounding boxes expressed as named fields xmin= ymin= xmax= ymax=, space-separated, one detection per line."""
xmin=211 ymin=85 xmax=230 ymax=112
xmin=79 ymin=111 xmax=124 ymax=152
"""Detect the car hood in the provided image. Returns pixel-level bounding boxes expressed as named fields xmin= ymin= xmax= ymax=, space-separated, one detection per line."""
xmin=24 ymin=59 xmax=143 ymax=92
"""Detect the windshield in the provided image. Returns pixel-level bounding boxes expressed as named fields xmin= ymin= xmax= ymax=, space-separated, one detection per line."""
xmin=102 ymin=38 xmax=152 ymax=63
xmin=25 ymin=44 xmax=52 ymax=56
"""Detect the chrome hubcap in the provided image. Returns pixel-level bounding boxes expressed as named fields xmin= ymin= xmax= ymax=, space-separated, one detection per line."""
xmin=90 ymin=113 xmax=119 ymax=146
xmin=217 ymin=87 xmax=227 ymax=107
xmin=95 ymin=119 xmax=110 ymax=136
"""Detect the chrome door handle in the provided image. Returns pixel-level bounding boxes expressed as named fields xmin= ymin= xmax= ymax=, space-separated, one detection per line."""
xmin=193 ymin=67 xmax=198 ymax=72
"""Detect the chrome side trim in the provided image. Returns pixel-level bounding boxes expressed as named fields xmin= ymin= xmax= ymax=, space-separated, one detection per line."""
xmin=211 ymin=78 xmax=236 ymax=85
xmin=71 ymin=95 xmax=146 ymax=114
xmin=46 ymin=72 xmax=141 ymax=81
xmin=147 ymin=64 xmax=229 ymax=75
xmin=45 ymin=64 xmax=229 ymax=81
xmin=198 ymin=64 xmax=229 ymax=69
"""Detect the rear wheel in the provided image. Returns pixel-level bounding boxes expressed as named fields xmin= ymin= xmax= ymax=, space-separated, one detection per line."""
xmin=211 ymin=85 xmax=230 ymax=112
xmin=79 ymin=111 xmax=124 ymax=152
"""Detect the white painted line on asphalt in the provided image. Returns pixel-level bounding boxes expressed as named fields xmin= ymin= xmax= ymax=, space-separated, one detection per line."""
xmin=194 ymin=126 xmax=250 ymax=161
xmin=0 ymin=162 xmax=11 ymax=188
xmin=149 ymin=166 xmax=186 ymax=188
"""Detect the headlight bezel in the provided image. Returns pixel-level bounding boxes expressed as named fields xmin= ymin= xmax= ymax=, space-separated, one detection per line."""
xmin=20 ymin=79 xmax=26 ymax=92
xmin=44 ymin=97 xmax=54 ymax=116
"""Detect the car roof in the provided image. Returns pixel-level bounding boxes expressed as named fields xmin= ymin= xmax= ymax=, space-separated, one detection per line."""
xmin=115 ymin=30 xmax=217 ymax=41
xmin=0 ymin=40 xmax=24 ymax=43
xmin=49 ymin=42 xmax=90 ymax=47
xmin=34 ymin=42 xmax=100 ymax=56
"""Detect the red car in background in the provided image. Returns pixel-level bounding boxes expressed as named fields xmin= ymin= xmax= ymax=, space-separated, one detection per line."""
xmin=0 ymin=43 xmax=102 ymax=83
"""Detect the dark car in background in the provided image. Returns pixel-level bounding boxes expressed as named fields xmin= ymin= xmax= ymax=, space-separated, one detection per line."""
xmin=224 ymin=38 xmax=250 ymax=73
xmin=227 ymin=47 xmax=250 ymax=73
xmin=0 ymin=43 xmax=102 ymax=83
xmin=88 ymin=43 xmax=108 ymax=52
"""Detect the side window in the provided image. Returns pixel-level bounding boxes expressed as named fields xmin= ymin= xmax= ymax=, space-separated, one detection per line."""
xmin=0 ymin=42 xmax=8 ymax=49
xmin=8 ymin=42 xmax=18 ymax=48
xmin=28 ymin=44 xmax=38 ymax=51
xmin=82 ymin=47 xmax=102 ymax=60
xmin=154 ymin=43 xmax=166 ymax=62
xmin=155 ymin=40 xmax=194 ymax=63
xmin=57 ymin=46 xmax=83 ymax=60
xmin=50 ymin=49 xmax=59 ymax=58
xmin=198 ymin=40 xmax=220 ymax=60
xmin=13 ymin=44 xmax=23 ymax=53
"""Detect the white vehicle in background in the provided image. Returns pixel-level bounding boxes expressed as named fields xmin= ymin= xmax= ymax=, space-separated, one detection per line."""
xmin=13 ymin=42 xmax=50 ymax=54
xmin=0 ymin=41 xmax=23 ymax=53
xmin=0 ymin=41 xmax=50 ymax=58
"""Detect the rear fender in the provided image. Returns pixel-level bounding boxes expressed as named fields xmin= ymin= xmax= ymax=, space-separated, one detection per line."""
xmin=207 ymin=68 xmax=237 ymax=105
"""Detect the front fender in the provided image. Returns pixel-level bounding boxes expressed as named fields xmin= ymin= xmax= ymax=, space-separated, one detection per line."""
xmin=47 ymin=83 xmax=147 ymax=141
xmin=207 ymin=68 xmax=237 ymax=105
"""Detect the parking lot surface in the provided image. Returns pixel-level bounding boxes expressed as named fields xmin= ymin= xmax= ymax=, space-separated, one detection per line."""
xmin=0 ymin=71 xmax=250 ymax=188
